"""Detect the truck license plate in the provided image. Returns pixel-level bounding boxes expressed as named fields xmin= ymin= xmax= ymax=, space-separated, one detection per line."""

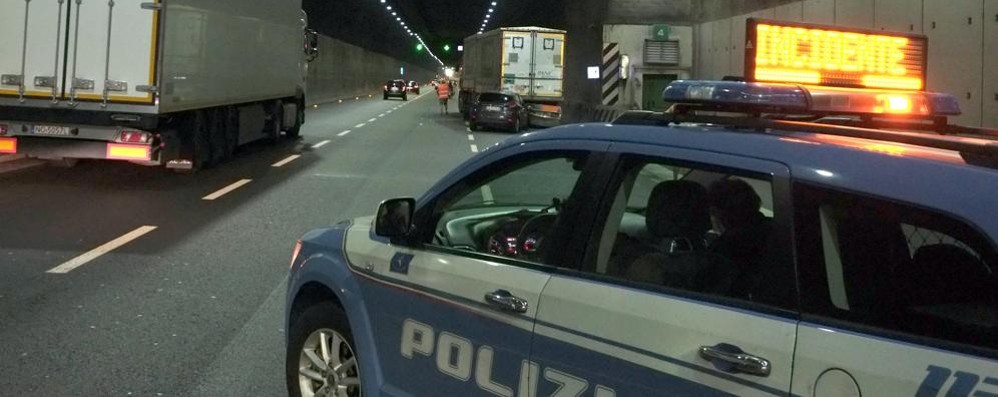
xmin=34 ymin=125 xmax=72 ymax=136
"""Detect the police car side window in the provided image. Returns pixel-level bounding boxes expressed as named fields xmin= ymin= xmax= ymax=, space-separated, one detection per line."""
xmin=425 ymin=154 xmax=589 ymax=266
xmin=794 ymin=184 xmax=998 ymax=353
xmin=592 ymin=158 xmax=791 ymax=307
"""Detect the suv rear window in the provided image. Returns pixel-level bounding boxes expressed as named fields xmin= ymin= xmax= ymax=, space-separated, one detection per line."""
xmin=478 ymin=93 xmax=514 ymax=103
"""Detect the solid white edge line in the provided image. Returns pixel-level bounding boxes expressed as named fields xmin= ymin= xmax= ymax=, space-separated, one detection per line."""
xmin=354 ymin=123 xmax=366 ymax=128
xmin=202 ymin=179 xmax=253 ymax=201
xmin=271 ymin=154 xmax=301 ymax=168
xmin=338 ymin=130 xmax=352 ymax=137
xmin=470 ymin=144 xmax=479 ymax=153
xmin=46 ymin=226 xmax=158 ymax=274
xmin=312 ymin=140 xmax=331 ymax=149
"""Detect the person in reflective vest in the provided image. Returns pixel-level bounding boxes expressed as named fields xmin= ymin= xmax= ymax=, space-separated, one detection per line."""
xmin=436 ymin=80 xmax=451 ymax=114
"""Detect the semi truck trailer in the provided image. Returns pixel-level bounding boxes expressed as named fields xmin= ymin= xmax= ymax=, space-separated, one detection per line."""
xmin=459 ymin=26 xmax=565 ymax=127
xmin=0 ymin=0 xmax=318 ymax=171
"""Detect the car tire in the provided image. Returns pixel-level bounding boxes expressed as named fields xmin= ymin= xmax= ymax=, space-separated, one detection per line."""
xmin=287 ymin=302 xmax=362 ymax=397
xmin=469 ymin=121 xmax=478 ymax=131
xmin=402 ymin=94 xmax=408 ymax=101
xmin=383 ymin=94 xmax=388 ymax=100
xmin=512 ymin=117 xmax=522 ymax=133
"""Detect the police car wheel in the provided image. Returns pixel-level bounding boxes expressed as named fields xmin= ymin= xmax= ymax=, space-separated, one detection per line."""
xmin=287 ymin=303 xmax=361 ymax=397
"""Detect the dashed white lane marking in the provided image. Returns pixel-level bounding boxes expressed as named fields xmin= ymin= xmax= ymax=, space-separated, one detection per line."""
xmin=338 ymin=130 xmax=352 ymax=137
xmin=312 ymin=140 xmax=331 ymax=149
xmin=480 ymin=185 xmax=495 ymax=203
xmin=466 ymin=127 xmax=472 ymax=132
xmin=271 ymin=154 xmax=301 ymax=168
xmin=470 ymin=144 xmax=479 ymax=153
xmin=467 ymin=134 xmax=475 ymax=141
xmin=378 ymin=113 xmax=386 ymax=117
xmin=202 ymin=179 xmax=253 ymax=201
xmin=367 ymin=118 xmax=377 ymax=122
xmin=386 ymin=110 xmax=393 ymax=114
xmin=354 ymin=123 xmax=366 ymax=129
xmin=47 ymin=226 xmax=158 ymax=274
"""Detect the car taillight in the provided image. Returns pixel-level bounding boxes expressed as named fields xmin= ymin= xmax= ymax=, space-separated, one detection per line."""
xmin=0 ymin=124 xmax=9 ymax=136
xmin=118 ymin=130 xmax=151 ymax=144
xmin=290 ymin=240 xmax=303 ymax=268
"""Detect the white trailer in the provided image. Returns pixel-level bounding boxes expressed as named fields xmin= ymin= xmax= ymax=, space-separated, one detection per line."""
xmin=0 ymin=0 xmax=318 ymax=170
xmin=459 ymin=26 xmax=565 ymax=127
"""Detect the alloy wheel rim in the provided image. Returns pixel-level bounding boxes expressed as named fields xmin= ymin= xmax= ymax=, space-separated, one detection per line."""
xmin=298 ymin=328 xmax=361 ymax=397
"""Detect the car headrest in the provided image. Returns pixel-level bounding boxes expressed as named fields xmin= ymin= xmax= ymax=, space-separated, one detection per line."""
xmin=646 ymin=180 xmax=710 ymax=239
xmin=905 ymin=244 xmax=995 ymax=305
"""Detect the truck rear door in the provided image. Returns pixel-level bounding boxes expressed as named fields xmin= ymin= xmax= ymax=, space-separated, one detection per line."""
xmin=66 ymin=0 xmax=159 ymax=104
xmin=0 ymin=0 xmax=70 ymax=101
xmin=500 ymin=30 xmax=534 ymax=97
xmin=530 ymin=32 xmax=564 ymax=98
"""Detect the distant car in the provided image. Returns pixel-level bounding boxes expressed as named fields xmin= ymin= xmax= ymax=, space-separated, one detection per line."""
xmin=406 ymin=81 xmax=420 ymax=95
xmin=383 ymin=80 xmax=408 ymax=101
xmin=468 ymin=92 xmax=529 ymax=133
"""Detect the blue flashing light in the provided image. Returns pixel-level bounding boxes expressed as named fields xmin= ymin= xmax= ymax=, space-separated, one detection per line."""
xmin=663 ymin=80 xmax=963 ymax=117
xmin=663 ymin=81 xmax=808 ymax=111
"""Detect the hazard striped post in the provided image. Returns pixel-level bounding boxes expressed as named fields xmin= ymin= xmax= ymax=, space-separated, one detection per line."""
xmin=602 ymin=42 xmax=621 ymax=106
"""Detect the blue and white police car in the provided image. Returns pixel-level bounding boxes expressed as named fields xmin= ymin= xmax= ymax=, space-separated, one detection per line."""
xmin=285 ymin=19 xmax=998 ymax=397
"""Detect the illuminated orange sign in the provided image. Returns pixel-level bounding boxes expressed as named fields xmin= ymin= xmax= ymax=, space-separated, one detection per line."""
xmin=746 ymin=19 xmax=927 ymax=90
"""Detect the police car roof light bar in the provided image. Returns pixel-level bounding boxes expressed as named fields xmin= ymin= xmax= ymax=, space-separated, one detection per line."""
xmin=662 ymin=80 xmax=962 ymax=119
xmin=641 ymin=112 xmax=998 ymax=161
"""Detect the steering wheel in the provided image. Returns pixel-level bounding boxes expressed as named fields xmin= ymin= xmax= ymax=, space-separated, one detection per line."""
xmin=516 ymin=213 xmax=558 ymax=262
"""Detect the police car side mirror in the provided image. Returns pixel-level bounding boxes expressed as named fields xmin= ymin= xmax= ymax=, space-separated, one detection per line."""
xmin=375 ymin=198 xmax=415 ymax=238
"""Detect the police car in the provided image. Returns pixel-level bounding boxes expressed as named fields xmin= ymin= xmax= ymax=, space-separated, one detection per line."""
xmin=285 ymin=19 xmax=998 ymax=397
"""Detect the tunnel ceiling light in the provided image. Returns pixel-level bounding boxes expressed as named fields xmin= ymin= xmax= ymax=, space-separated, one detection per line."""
xmin=477 ymin=2 xmax=498 ymax=34
xmin=377 ymin=1 xmax=443 ymax=66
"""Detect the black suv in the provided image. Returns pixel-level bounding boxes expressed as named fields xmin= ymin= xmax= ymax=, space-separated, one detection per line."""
xmin=383 ymin=80 xmax=408 ymax=101
xmin=469 ymin=91 xmax=529 ymax=132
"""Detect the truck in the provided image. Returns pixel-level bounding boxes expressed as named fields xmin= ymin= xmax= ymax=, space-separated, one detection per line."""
xmin=0 ymin=0 xmax=319 ymax=171
xmin=459 ymin=26 xmax=565 ymax=127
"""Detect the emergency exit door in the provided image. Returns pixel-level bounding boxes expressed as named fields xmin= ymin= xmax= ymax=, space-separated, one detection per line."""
xmin=642 ymin=74 xmax=677 ymax=111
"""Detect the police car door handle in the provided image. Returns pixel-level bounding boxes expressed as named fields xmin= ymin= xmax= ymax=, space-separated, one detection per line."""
xmin=484 ymin=290 xmax=529 ymax=313
xmin=698 ymin=344 xmax=771 ymax=377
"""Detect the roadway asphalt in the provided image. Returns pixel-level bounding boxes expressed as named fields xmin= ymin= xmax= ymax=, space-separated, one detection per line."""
xmin=0 ymin=93 xmax=514 ymax=396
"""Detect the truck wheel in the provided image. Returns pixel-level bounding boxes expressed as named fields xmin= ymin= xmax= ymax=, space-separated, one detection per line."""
xmin=193 ymin=110 xmax=215 ymax=169
xmin=223 ymin=106 xmax=239 ymax=159
xmin=265 ymin=101 xmax=283 ymax=144
xmin=286 ymin=302 xmax=361 ymax=397
xmin=286 ymin=100 xmax=304 ymax=139
xmin=208 ymin=108 xmax=228 ymax=165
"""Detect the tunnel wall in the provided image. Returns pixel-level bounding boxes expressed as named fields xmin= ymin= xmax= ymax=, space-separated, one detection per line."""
xmin=306 ymin=35 xmax=438 ymax=105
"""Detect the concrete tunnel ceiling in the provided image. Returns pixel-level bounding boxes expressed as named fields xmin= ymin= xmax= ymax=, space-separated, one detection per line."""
xmin=304 ymin=0 xmax=567 ymax=67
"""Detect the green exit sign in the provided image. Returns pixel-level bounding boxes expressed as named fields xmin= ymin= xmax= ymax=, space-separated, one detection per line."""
xmin=651 ymin=24 xmax=671 ymax=41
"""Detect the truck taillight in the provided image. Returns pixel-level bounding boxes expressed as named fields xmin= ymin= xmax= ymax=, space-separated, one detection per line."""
xmin=118 ymin=130 xmax=151 ymax=144
xmin=0 ymin=137 xmax=18 ymax=154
